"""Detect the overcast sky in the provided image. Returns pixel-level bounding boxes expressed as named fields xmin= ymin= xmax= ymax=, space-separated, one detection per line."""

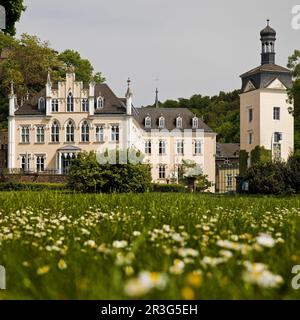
xmin=16 ymin=0 xmax=299 ymax=106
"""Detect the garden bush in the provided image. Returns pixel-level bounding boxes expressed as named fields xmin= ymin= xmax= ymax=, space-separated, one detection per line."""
xmin=0 ymin=182 xmax=67 ymax=191
xmin=152 ymin=183 xmax=187 ymax=193
xmin=68 ymin=151 xmax=152 ymax=193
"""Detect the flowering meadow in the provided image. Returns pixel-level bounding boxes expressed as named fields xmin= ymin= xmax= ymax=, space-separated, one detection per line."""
xmin=0 ymin=191 xmax=300 ymax=299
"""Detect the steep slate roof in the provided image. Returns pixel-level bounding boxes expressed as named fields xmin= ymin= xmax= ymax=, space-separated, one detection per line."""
xmin=135 ymin=107 xmax=213 ymax=132
xmin=15 ymin=84 xmax=127 ymax=116
xmin=240 ymin=63 xmax=291 ymax=78
xmin=216 ymin=143 xmax=240 ymax=159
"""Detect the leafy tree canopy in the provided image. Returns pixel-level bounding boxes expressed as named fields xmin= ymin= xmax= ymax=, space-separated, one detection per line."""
xmin=0 ymin=0 xmax=26 ymax=35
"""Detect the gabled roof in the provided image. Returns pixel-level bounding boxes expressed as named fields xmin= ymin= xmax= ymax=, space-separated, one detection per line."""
xmin=134 ymin=107 xmax=213 ymax=132
xmin=58 ymin=145 xmax=81 ymax=151
xmin=216 ymin=143 xmax=240 ymax=159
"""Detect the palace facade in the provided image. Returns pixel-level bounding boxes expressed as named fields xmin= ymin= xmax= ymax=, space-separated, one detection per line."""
xmin=7 ymin=70 xmax=216 ymax=191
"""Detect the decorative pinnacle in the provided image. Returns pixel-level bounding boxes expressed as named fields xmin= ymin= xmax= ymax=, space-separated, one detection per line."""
xmin=10 ymin=81 xmax=14 ymax=96
xmin=47 ymin=70 xmax=52 ymax=85
xmin=126 ymin=77 xmax=133 ymax=98
xmin=267 ymin=19 xmax=270 ymax=26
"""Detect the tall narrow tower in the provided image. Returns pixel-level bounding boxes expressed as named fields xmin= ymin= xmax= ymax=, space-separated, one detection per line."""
xmin=240 ymin=21 xmax=294 ymax=164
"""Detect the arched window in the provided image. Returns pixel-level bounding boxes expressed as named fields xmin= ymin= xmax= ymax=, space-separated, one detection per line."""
xmin=66 ymin=120 xmax=75 ymax=142
xmin=82 ymin=98 xmax=89 ymax=112
xmin=67 ymin=92 xmax=74 ymax=112
xmin=176 ymin=116 xmax=182 ymax=129
xmin=38 ymin=97 xmax=45 ymax=111
xmin=97 ymin=96 xmax=104 ymax=109
xmin=159 ymin=116 xmax=165 ymax=129
xmin=81 ymin=121 xmax=90 ymax=142
xmin=192 ymin=117 xmax=198 ymax=129
xmin=51 ymin=121 xmax=60 ymax=143
xmin=145 ymin=116 xmax=151 ymax=128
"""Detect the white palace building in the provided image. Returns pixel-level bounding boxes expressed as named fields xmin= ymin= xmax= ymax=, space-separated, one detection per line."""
xmin=7 ymin=68 xmax=217 ymax=191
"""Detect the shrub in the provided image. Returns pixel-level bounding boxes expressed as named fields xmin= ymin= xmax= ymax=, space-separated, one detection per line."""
xmin=244 ymin=161 xmax=294 ymax=195
xmin=68 ymin=151 xmax=152 ymax=193
xmin=287 ymin=151 xmax=300 ymax=193
xmin=0 ymin=182 xmax=67 ymax=191
xmin=152 ymin=183 xmax=187 ymax=193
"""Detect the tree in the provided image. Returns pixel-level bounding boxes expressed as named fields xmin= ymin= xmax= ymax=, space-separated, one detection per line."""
xmin=287 ymin=50 xmax=300 ymax=150
xmin=179 ymin=159 xmax=211 ymax=192
xmin=68 ymin=151 xmax=152 ymax=193
xmin=0 ymin=0 xmax=26 ymax=35
xmin=58 ymin=50 xmax=105 ymax=84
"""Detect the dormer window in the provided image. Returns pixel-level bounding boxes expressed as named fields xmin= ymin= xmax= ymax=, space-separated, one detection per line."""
xmin=176 ymin=116 xmax=183 ymax=129
xmin=38 ymin=97 xmax=45 ymax=111
xmin=67 ymin=92 xmax=74 ymax=112
xmin=97 ymin=96 xmax=104 ymax=109
xmin=159 ymin=116 xmax=165 ymax=129
xmin=192 ymin=117 xmax=198 ymax=129
xmin=145 ymin=116 xmax=151 ymax=128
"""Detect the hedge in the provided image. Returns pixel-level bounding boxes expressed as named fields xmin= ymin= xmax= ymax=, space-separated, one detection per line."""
xmin=0 ymin=182 xmax=67 ymax=191
xmin=152 ymin=183 xmax=187 ymax=193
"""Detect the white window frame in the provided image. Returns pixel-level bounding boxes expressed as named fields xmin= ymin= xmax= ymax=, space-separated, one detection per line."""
xmin=192 ymin=117 xmax=198 ymax=129
xmin=159 ymin=165 xmax=166 ymax=179
xmin=81 ymin=121 xmax=90 ymax=142
xmin=111 ymin=125 xmax=120 ymax=142
xmin=21 ymin=126 xmax=30 ymax=143
xmin=51 ymin=121 xmax=60 ymax=143
xmin=145 ymin=116 xmax=151 ymax=128
xmin=176 ymin=140 xmax=184 ymax=155
xmin=145 ymin=140 xmax=152 ymax=154
xmin=38 ymin=97 xmax=45 ymax=111
xmin=159 ymin=117 xmax=165 ymax=129
xmin=82 ymin=98 xmax=89 ymax=112
xmin=36 ymin=126 xmax=45 ymax=144
xmin=66 ymin=120 xmax=75 ymax=143
xmin=176 ymin=117 xmax=183 ymax=129
xmin=95 ymin=125 xmax=104 ymax=142
xmin=273 ymin=107 xmax=280 ymax=120
xmin=226 ymin=174 xmax=233 ymax=187
xmin=97 ymin=96 xmax=104 ymax=109
xmin=51 ymin=99 xmax=59 ymax=112
xmin=36 ymin=155 xmax=45 ymax=172
xmin=195 ymin=140 xmax=202 ymax=155
xmin=67 ymin=92 xmax=74 ymax=112
xmin=159 ymin=140 xmax=166 ymax=155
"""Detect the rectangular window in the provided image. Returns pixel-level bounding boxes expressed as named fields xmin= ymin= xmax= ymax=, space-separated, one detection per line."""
xmin=96 ymin=125 xmax=104 ymax=142
xmin=273 ymin=107 xmax=280 ymax=120
xmin=21 ymin=126 xmax=30 ymax=143
xmin=195 ymin=140 xmax=202 ymax=155
xmin=36 ymin=156 xmax=45 ymax=172
xmin=51 ymin=99 xmax=59 ymax=112
xmin=248 ymin=108 xmax=253 ymax=122
xmin=274 ymin=132 xmax=283 ymax=143
xmin=36 ymin=126 xmax=45 ymax=143
xmin=159 ymin=140 xmax=166 ymax=155
xmin=111 ymin=125 xmax=120 ymax=142
xmin=159 ymin=165 xmax=166 ymax=179
xmin=145 ymin=140 xmax=152 ymax=154
xmin=248 ymin=132 xmax=253 ymax=145
xmin=226 ymin=174 xmax=233 ymax=187
xmin=21 ymin=155 xmax=30 ymax=172
xmin=176 ymin=140 xmax=184 ymax=155
xmin=82 ymin=99 xmax=89 ymax=112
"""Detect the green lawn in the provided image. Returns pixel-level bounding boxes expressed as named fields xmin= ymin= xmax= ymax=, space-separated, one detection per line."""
xmin=0 ymin=191 xmax=300 ymax=300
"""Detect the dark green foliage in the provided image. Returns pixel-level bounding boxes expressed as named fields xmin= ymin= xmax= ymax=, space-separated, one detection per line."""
xmin=152 ymin=183 xmax=187 ymax=193
xmin=146 ymin=90 xmax=241 ymax=143
xmin=244 ymin=161 xmax=294 ymax=195
xmin=0 ymin=182 xmax=66 ymax=191
xmin=239 ymin=150 xmax=249 ymax=176
xmin=287 ymin=151 xmax=300 ymax=193
xmin=250 ymin=146 xmax=271 ymax=165
xmin=0 ymin=0 xmax=26 ymax=35
xmin=68 ymin=151 xmax=152 ymax=193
